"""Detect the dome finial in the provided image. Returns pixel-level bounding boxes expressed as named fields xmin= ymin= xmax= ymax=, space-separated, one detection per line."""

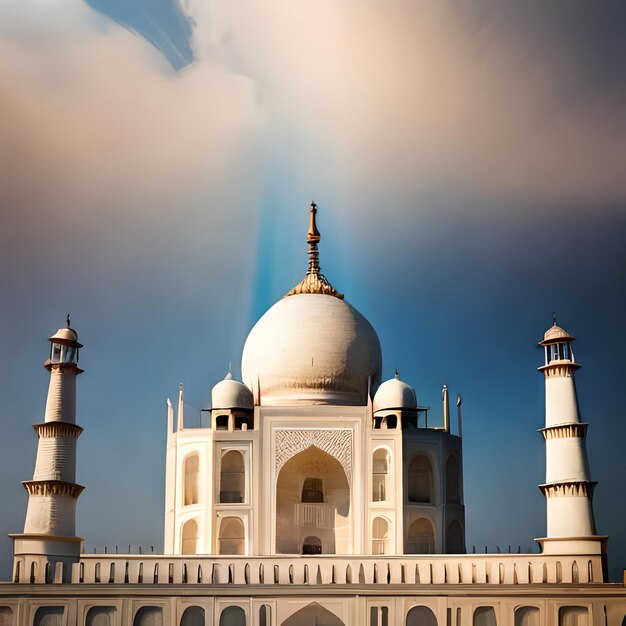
xmin=284 ymin=201 xmax=344 ymax=299
xmin=66 ymin=312 xmax=71 ymax=328
xmin=308 ymin=201 xmax=320 ymax=244
xmin=307 ymin=201 xmax=321 ymax=276
xmin=552 ymin=311 xmax=557 ymax=326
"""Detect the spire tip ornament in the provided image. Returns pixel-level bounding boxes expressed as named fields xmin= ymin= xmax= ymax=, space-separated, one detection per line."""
xmin=285 ymin=201 xmax=343 ymax=299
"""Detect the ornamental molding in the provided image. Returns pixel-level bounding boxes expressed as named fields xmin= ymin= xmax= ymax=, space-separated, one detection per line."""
xmin=285 ymin=272 xmax=343 ymax=299
xmin=542 ymin=365 xmax=575 ymax=379
xmin=540 ymin=423 xmax=588 ymax=441
xmin=274 ymin=428 xmax=353 ymax=481
xmin=22 ymin=480 xmax=84 ymax=498
xmin=539 ymin=480 xmax=596 ymax=498
xmin=44 ymin=361 xmax=84 ymax=374
xmin=33 ymin=422 xmax=83 ymax=439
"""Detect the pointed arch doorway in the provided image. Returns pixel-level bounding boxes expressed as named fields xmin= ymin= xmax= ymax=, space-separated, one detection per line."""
xmin=276 ymin=446 xmax=350 ymax=554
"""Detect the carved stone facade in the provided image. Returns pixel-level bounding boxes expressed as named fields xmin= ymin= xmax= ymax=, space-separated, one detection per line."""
xmin=274 ymin=428 xmax=353 ymax=481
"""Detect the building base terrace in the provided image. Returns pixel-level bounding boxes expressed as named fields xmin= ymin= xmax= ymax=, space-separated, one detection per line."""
xmin=2 ymin=555 xmax=625 ymax=626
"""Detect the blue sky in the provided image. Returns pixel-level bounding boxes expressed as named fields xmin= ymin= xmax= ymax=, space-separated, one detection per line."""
xmin=0 ymin=0 xmax=625 ymax=580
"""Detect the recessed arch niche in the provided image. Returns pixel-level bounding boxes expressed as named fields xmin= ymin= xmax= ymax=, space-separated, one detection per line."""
xmin=180 ymin=606 xmax=205 ymax=626
xmin=406 ymin=606 xmax=438 ymax=626
xmin=276 ymin=446 xmax=350 ymax=555
xmin=445 ymin=519 xmax=464 ymax=554
xmin=0 ymin=608 xmax=12 ymax=626
xmin=406 ymin=517 xmax=435 ymax=554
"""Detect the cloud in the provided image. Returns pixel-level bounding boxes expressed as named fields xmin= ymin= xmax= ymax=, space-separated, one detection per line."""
xmin=2 ymin=0 xmax=624 ymax=281
xmin=0 ymin=0 xmax=265 ymax=283
xmin=184 ymin=1 xmax=626 ymax=210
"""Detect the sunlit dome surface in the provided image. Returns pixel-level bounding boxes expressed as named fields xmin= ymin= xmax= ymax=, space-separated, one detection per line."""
xmin=542 ymin=324 xmax=573 ymax=343
xmin=241 ymin=293 xmax=382 ymax=406
xmin=373 ymin=375 xmax=417 ymax=412
xmin=48 ymin=326 xmax=81 ymax=346
xmin=211 ymin=373 xmax=254 ymax=410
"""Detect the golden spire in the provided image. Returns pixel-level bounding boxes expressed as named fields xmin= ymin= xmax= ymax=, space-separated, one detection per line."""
xmin=285 ymin=202 xmax=344 ymax=299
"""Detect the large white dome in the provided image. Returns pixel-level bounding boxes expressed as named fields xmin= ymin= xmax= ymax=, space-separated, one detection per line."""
xmin=241 ymin=293 xmax=382 ymax=406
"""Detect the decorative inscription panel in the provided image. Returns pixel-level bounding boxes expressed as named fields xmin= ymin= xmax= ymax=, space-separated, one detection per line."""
xmin=274 ymin=428 xmax=353 ymax=482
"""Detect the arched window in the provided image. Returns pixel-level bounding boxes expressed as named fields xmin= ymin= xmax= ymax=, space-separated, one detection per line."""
xmin=259 ymin=606 xmax=270 ymax=626
xmin=515 ymin=607 xmax=540 ymax=626
xmin=473 ymin=607 xmax=497 ymax=626
xmin=0 ymin=608 xmax=13 ymax=626
xmin=184 ymin=454 xmax=200 ymax=506
xmin=133 ymin=607 xmax=163 ymax=626
xmin=219 ymin=606 xmax=246 ymax=626
xmin=180 ymin=606 xmax=205 ymax=626
xmin=218 ymin=517 xmax=245 ymax=555
xmin=301 ymin=478 xmax=324 ymax=503
xmin=372 ymin=517 xmax=389 ymax=555
xmin=372 ymin=449 xmax=389 ymax=502
xmin=181 ymin=518 xmax=199 ymax=555
xmin=445 ymin=456 xmax=461 ymax=504
xmin=558 ymin=607 xmax=588 ymax=626
xmin=408 ymin=455 xmax=433 ymax=503
xmin=220 ymin=451 xmax=245 ymax=504
xmin=406 ymin=518 xmax=434 ymax=554
xmin=406 ymin=606 xmax=437 ymax=626
xmin=445 ymin=520 xmax=464 ymax=554
xmin=86 ymin=607 xmax=116 ymax=626
xmin=34 ymin=608 xmax=64 ymax=626
xmin=302 ymin=536 xmax=322 ymax=555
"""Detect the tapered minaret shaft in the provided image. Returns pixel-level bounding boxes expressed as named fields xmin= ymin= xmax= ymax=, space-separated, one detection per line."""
xmin=10 ymin=320 xmax=85 ymax=583
xmin=536 ymin=320 xmax=605 ymax=561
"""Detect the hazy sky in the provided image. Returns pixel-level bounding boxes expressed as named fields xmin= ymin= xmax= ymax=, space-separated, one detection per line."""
xmin=0 ymin=0 xmax=625 ymax=580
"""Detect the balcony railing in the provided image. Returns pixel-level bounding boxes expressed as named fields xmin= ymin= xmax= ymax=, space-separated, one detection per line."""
xmin=294 ymin=503 xmax=335 ymax=529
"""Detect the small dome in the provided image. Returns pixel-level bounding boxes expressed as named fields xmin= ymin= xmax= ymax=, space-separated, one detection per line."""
xmin=541 ymin=324 xmax=575 ymax=345
xmin=48 ymin=326 xmax=82 ymax=347
xmin=211 ymin=373 xmax=253 ymax=410
xmin=373 ymin=374 xmax=417 ymax=412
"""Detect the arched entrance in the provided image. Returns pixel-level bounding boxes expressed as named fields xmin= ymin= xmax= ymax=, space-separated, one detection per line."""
xmin=276 ymin=446 xmax=350 ymax=554
xmin=281 ymin=603 xmax=345 ymax=626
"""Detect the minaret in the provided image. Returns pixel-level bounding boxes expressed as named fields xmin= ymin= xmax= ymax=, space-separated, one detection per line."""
xmin=535 ymin=318 xmax=606 ymax=559
xmin=10 ymin=318 xmax=84 ymax=583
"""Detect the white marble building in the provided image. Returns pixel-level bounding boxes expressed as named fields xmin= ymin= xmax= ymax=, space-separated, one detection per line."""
xmin=1 ymin=204 xmax=625 ymax=626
